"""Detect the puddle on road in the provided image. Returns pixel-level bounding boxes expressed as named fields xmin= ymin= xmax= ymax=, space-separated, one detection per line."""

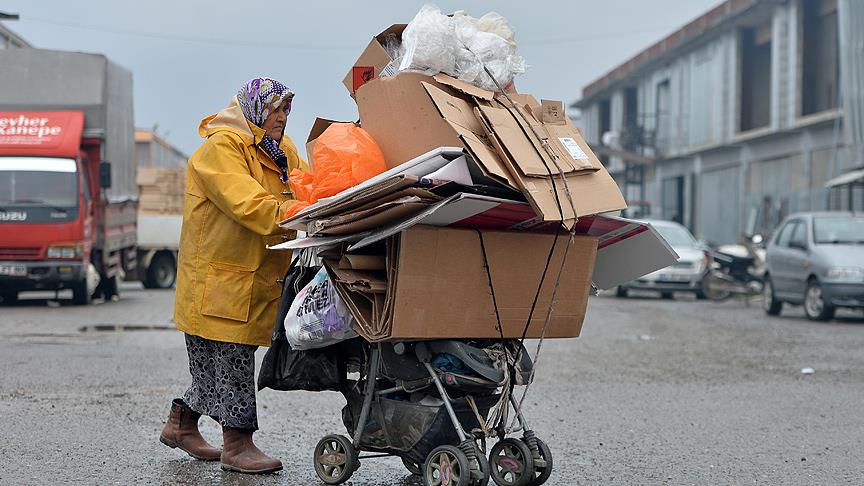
xmin=78 ymin=324 xmax=174 ymax=332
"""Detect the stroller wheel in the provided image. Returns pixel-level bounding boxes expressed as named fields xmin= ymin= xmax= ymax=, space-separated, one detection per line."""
xmin=524 ymin=437 xmax=552 ymax=486
xmin=474 ymin=450 xmax=491 ymax=486
xmin=313 ymin=434 xmax=357 ymax=485
xmin=402 ymin=456 xmax=422 ymax=476
xmin=424 ymin=445 xmax=471 ymax=486
xmin=489 ymin=438 xmax=535 ymax=486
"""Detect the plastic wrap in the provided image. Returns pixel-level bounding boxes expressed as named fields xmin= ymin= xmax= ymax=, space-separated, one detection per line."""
xmin=398 ymin=5 xmax=527 ymax=91
xmin=398 ymin=5 xmax=457 ymax=75
xmin=284 ymin=267 xmax=358 ymax=350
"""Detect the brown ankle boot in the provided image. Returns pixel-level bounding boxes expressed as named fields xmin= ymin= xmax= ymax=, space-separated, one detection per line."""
xmin=220 ymin=427 xmax=283 ymax=474
xmin=159 ymin=398 xmax=221 ymax=461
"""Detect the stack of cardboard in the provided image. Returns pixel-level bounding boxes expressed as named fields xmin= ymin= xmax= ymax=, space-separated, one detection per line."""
xmin=137 ymin=167 xmax=185 ymax=214
xmin=274 ymin=22 xmax=678 ymax=343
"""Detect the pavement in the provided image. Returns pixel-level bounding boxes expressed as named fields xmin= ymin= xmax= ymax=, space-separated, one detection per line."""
xmin=1 ymin=284 xmax=862 ymax=485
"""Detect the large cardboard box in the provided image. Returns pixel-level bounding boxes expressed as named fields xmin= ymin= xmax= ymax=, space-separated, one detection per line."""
xmin=355 ymin=74 xmax=627 ymax=221
xmin=326 ymin=225 xmax=597 ymax=342
xmin=342 ymin=24 xmax=407 ymax=96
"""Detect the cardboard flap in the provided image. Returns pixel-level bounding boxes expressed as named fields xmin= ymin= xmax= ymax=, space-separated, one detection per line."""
xmin=539 ymin=100 xmax=566 ymax=125
xmin=477 ymin=104 xmax=559 ymax=177
xmin=423 ymin=82 xmax=486 ymax=134
xmin=432 ymin=73 xmax=495 ymax=101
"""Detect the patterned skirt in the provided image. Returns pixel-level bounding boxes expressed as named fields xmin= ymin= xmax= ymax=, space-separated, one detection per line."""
xmin=182 ymin=333 xmax=259 ymax=430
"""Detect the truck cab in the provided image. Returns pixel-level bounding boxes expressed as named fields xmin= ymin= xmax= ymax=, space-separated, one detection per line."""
xmin=0 ymin=49 xmax=137 ymax=305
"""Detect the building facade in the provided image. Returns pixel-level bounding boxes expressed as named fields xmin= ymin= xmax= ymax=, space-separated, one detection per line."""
xmin=575 ymin=0 xmax=864 ymax=244
xmin=135 ymin=129 xmax=188 ymax=169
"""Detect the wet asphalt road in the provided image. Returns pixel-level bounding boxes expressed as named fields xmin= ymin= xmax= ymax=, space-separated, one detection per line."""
xmin=1 ymin=284 xmax=863 ymax=485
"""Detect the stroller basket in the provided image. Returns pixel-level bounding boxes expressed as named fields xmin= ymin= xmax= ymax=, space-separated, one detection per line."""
xmin=341 ymin=389 xmax=499 ymax=465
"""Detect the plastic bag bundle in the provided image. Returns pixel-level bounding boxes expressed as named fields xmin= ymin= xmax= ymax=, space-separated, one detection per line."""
xmin=398 ymin=5 xmax=457 ymax=75
xmin=398 ymin=5 xmax=527 ymax=91
xmin=285 ymin=267 xmax=358 ymax=350
xmin=285 ymin=123 xmax=387 ymax=218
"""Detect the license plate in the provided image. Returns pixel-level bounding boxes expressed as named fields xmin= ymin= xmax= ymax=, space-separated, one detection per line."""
xmin=0 ymin=264 xmax=27 ymax=277
xmin=659 ymin=273 xmax=688 ymax=282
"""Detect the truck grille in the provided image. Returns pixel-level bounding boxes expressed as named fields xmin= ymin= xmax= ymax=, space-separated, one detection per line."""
xmin=0 ymin=247 xmax=42 ymax=260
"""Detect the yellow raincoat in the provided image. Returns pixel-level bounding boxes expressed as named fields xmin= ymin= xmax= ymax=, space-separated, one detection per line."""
xmin=173 ymin=97 xmax=309 ymax=346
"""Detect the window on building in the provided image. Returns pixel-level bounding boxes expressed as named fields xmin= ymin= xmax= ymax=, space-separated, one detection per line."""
xmin=623 ymin=86 xmax=638 ymax=129
xmin=801 ymin=0 xmax=839 ymax=116
xmin=739 ymin=22 xmax=772 ymax=132
xmin=622 ymin=86 xmax=642 ymax=152
xmin=662 ymin=176 xmax=685 ymax=224
xmin=598 ymin=98 xmax=611 ymax=142
xmin=655 ymin=79 xmax=671 ymax=153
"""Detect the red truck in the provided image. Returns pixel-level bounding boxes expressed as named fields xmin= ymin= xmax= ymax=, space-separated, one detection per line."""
xmin=0 ymin=48 xmax=137 ymax=305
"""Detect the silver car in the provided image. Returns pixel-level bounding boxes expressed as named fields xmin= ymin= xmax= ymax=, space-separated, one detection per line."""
xmin=617 ymin=220 xmax=710 ymax=299
xmin=763 ymin=212 xmax=864 ymax=320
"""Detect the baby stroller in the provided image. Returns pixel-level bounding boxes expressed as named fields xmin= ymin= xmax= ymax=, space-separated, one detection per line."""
xmin=311 ymin=338 xmax=554 ymax=486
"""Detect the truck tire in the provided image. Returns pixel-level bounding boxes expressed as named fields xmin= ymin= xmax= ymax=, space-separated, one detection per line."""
xmin=71 ymin=280 xmax=92 ymax=305
xmin=144 ymin=253 xmax=176 ymax=289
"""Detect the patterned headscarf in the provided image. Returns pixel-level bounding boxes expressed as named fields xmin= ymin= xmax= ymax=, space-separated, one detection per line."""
xmin=236 ymin=77 xmax=294 ymax=182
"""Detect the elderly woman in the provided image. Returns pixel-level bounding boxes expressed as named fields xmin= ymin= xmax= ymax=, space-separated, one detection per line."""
xmin=159 ymin=78 xmax=308 ymax=474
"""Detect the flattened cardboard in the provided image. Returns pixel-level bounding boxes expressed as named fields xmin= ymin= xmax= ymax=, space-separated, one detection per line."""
xmin=340 ymin=226 xmax=598 ymax=341
xmin=356 ymin=74 xmax=625 ymax=221
xmin=279 ymin=146 xmax=462 ymax=229
xmin=476 ymin=104 xmax=626 ymax=220
xmin=589 ymin=220 xmax=679 ymax=290
xmin=339 ymin=254 xmax=386 ymax=271
xmin=315 ymin=201 xmax=431 ymax=235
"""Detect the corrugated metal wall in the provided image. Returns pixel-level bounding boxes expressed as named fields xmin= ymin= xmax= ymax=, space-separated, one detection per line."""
xmin=839 ymin=0 xmax=864 ymax=163
xmin=699 ymin=166 xmax=740 ymax=243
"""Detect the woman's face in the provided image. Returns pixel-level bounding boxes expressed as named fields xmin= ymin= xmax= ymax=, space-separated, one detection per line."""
xmin=262 ymin=100 xmax=289 ymax=141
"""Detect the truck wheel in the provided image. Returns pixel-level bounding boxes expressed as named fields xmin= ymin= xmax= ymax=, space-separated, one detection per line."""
xmin=71 ymin=280 xmax=92 ymax=305
xmin=145 ymin=253 xmax=176 ymax=289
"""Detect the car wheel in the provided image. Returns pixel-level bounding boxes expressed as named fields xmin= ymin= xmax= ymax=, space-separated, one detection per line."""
xmin=804 ymin=280 xmax=835 ymax=321
xmin=660 ymin=292 xmax=674 ymax=300
xmin=762 ymin=277 xmax=782 ymax=316
xmin=616 ymin=286 xmax=628 ymax=298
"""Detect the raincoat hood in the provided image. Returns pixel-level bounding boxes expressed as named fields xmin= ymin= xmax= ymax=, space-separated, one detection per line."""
xmin=198 ymin=96 xmax=263 ymax=146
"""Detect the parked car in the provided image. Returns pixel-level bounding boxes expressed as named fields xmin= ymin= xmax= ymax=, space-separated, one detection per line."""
xmin=763 ymin=212 xmax=864 ymax=320
xmin=616 ymin=220 xmax=710 ymax=299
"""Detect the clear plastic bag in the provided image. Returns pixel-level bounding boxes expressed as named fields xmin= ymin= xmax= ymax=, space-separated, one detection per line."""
xmin=284 ymin=267 xmax=358 ymax=350
xmin=398 ymin=5 xmax=527 ymax=91
xmin=399 ymin=5 xmax=457 ymax=75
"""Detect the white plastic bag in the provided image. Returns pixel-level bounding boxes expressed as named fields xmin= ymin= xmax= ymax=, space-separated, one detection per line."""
xmin=398 ymin=5 xmax=527 ymax=91
xmin=399 ymin=5 xmax=456 ymax=75
xmin=285 ymin=267 xmax=357 ymax=350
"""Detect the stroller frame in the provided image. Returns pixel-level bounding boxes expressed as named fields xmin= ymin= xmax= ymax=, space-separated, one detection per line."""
xmin=312 ymin=341 xmax=553 ymax=486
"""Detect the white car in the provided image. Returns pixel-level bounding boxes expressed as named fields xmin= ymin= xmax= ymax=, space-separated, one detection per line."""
xmin=616 ymin=220 xmax=710 ymax=299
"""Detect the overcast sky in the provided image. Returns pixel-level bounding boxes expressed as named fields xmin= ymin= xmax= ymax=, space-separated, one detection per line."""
xmin=2 ymin=0 xmax=718 ymax=158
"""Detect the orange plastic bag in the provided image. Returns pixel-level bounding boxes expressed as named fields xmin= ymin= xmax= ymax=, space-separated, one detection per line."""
xmin=285 ymin=123 xmax=387 ymax=218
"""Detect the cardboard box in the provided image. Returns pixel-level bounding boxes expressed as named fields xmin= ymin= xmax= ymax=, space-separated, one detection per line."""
xmin=326 ymin=225 xmax=598 ymax=342
xmin=355 ymin=73 xmax=627 ymax=221
xmin=343 ymin=24 xmax=407 ymax=96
